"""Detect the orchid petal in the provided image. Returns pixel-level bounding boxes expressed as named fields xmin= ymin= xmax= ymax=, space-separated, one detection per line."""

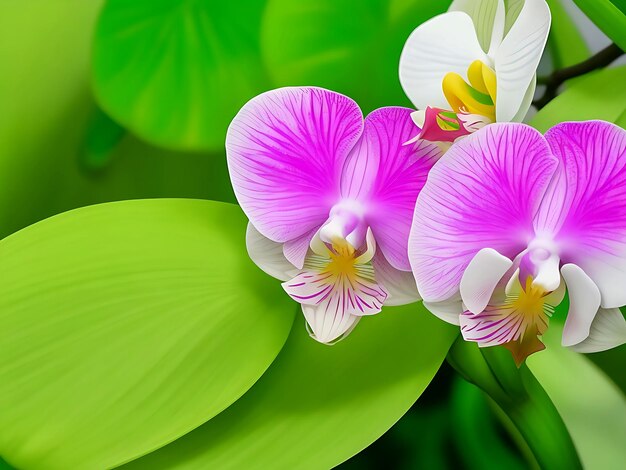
xmin=569 ymin=308 xmax=626 ymax=353
xmin=459 ymin=306 xmax=527 ymax=347
xmin=423 ymin=299 xmax=463 ymax=326
xmin=539 ymin=121 xmax=626 ymax=308
xmin=342 ymin=107 xmax=438 ymax=271
xmin=494 ymin=0 xmax=550 ymax=122
xmin=511 ymin=76 xmax=536 ymax=123
xmin=246 ymin=224 xmax=299 ymax=282
xmin=410 ymin=123 xmax=558 ymax=302
xmin=283 ymin=228 xmax=317 ymax=269
xmin=283 ymin=269 xmax=388 ymax=316
xmin=450 ymin=0 xmax=505 ymax=54
xmin=399 ymin=12 xmax=487 ymax=111
xmin=561 ymin=264 xmax=601 ymax=347
xmin=302 ymin=305 xmax=360 ymax=345
xmin=460 ymin=247 xmax=513 ymax=314
xmin=226 ymin=87 xmax=363 ymax=243
xmin=372 ymin=252 xmax=420 ymax=307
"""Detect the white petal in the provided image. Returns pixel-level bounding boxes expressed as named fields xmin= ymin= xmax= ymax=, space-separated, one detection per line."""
xmin=355 ymin=228 xmax=376 ymax=264
xmin=246 ymin=224 xmax=299 ymax=282
xmin=302 ymin=304 xmax=361 ymax=344
xmin=372 ymin=253 xmax=421 ymax=306
xmin=450 ymin=0 xmax=505 ymax=55
xmin=512 ymin=75 xmax=537 ymax=123
xmin=399 ymin=11 xmax=487 ymax=110
xmin=569 ymin=308 xmax=626 ymax=353
xmin=423 ymin=298 xmax=463 ymax=326
xmin=494 ymin=0 xmax=550 ymax=122
xmin=561 ymin=264 xmax=601 ymax=347
xmin=460 ymin=248 xmax=513 ymax=314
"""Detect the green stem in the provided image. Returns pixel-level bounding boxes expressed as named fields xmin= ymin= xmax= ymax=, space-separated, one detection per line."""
xmin=447 ymin=337 xmax=582 ymax=470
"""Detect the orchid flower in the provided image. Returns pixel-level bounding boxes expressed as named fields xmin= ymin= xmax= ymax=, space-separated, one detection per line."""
xmin=399 ymin=0 xmax=551 ymax=146
xmin=226 ymin=87 xmax=439 ymax=344
xmin=409 ymin=121 xmax=626 ymax=365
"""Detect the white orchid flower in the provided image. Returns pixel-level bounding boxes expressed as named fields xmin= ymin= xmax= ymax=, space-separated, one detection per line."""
xmin=399 ymin=0 xmax=551 ymax=144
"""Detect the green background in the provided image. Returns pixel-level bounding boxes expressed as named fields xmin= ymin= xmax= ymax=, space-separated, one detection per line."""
xmin=0 ymin=0 xmax=625 ymax=468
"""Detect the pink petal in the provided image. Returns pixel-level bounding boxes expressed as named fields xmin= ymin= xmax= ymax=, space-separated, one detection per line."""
xmin=226 ymin=87 xmax=363 ymax=243
xmin=341 ymin=107 xmax=439 ymax=270
xmin=538 ymin=121 xmax=626 ymax=308
xmin=410 ymin=123 xmax=558 ymax=302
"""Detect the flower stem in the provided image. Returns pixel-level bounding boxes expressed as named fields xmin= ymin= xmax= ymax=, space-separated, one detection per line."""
xmin=534 ymin=43 xmax=623 ymax=109
xmin=447 ymin=336 xmax=582 ymax=470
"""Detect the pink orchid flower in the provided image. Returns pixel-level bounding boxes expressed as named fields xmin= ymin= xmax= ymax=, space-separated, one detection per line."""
xmin=409 ymin=121 xmax=626 ymax=365
xmin=227 ymin=87 xmax=439 ymax=344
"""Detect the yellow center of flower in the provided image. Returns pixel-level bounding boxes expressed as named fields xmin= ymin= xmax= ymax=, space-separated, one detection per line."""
xmin=323 ymin=244 xmax=358 ymax=280
xmin=442 ymin=60 xmax=497 ymax=122
xmin=501 ymin=276 xmax=555 ymax=366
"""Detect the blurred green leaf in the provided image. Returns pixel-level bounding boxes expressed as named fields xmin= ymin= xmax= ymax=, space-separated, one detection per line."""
xmin=0 ymin=0 xmax=235 ymax=240
xmin=0 ymin=199 xmax=295 ymax=469
xmin=92 ymin=0 xmax=270 ymax=151
xmin=530 ymin=65 xmax=626 ymax=132
xmin=80 ymin=107 xmax=126 ymax=173
xmin=261 ymin=0 xmax=451 ymax=113
xmin=572 ymin=0 xmax=626 ymax=50
xmin=545 ymin=0 xmax=590 ymax=68
xmin=121 ymin=304 xmax=457 ymax=469
xmin=528 ymin=325 xmax=626 ymax=470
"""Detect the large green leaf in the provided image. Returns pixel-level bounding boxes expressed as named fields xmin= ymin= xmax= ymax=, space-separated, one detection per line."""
xmin=530 ymin=65 xmax=626 ymax=132
xmin=122 ymin=304 xmax=457 ymax=469
xmin=0 ymin=199 xmax=295 ymax=469
xmin=92 ymin=0 xmax=269 ymax=151
xmin=528 ymin=326 xmax=626 ymax=469
xmin=261 ymin=0 xmax=451 ymax=113
xmin=0 ymin=0 xmax=235 ymax=240
xmin=573 ymin=0 xmax=626 ymax=51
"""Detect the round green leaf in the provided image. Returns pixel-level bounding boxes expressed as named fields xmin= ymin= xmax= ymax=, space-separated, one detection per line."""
xmin=0 ymin=0 xmax=235 ymax=241
xmin=0 ymin=199 xmax=295 ymax=469
xmin=261 ymin=0 xmax=451 ymax=113
xmin=121 ymin=304 xmax=458 ymax=469
xmin=530 ymin=65 xmax=626 ymax=133
xmin=528 ymin=325 xmax=626 ymax=469
xmin=92 ymin=0 xmax=269 ymax=151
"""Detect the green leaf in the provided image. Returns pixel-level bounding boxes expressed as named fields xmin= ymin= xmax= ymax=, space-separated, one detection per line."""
xmin=545 ymin=0 xmax=590 ymax=68
xmin=92 ymin=0 xmax=270 ymax=151
xmin=261 ymin=0 xmax=452 ymax=114
xmin=528 ymin=326 xmax=626 ymax=469
xmin=530 ymin=65 xmax=626 ymax=133
xmin=573 ymin=0 xmax=626 ymax=51
xmin=80 ymin=107 xmax=126 ymax=173
xmin=121 ymin=304 xmax=457 ymax=469
xmin=0 ymin=199 xmax=295 ymax=469
xmin=0 ymin=0 xmax=235 ymax=240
